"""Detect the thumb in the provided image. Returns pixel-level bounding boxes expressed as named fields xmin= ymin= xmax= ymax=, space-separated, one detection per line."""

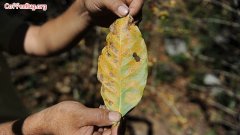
xmin=102 ymin=0 xmax=129 ymax=17
xmin=83 ymin=108 xmax=121 ymax=127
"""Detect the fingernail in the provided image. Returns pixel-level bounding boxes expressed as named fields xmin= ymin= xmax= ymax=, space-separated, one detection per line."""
xmin=118 ymin=5 xmax=129 ymax=16
xmin=109 ymin=111 xmax=121 ymax=122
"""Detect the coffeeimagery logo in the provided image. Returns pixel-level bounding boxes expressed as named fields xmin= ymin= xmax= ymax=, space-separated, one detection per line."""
xmin=4 ymin=3 xmax=47 ymax=11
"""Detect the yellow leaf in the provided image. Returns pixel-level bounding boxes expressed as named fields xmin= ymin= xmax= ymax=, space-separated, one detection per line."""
xmin=97 ymin=15 xmax=148 ymax=116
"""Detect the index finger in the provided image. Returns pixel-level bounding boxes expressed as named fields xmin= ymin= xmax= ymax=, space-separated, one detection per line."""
xmin=128 ymin=0 xmax=144 ymax=16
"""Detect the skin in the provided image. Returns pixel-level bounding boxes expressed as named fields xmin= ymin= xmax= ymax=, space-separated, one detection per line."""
xmin=24 ymin=0 xmax=144 ymax=56
xmin=0 ymin=0 xmax=144 ymax=134
xmin=0 ymin=101 xmax=121 ymax=135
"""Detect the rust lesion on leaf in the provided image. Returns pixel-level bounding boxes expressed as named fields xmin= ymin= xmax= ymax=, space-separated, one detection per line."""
xmin=103 ymin=86 xmax=115 ymax=94
xmin=133 ymin=52 xmax=141 ymax=62
xmin=105 ymin=98 xmax=113 ymax=106
xmin=107 ymin=51 xmax=111 ymax=57
xmin=105 ymin=82 xmax=112 ymax=87
xmin=109 ymin=43 xmax=118 ymax=54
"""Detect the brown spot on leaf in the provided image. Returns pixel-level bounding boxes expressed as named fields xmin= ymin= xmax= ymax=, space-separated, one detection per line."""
xmin=133 ymin=52 xmax=140 ymax=62
xmin=107 ymin=52 xmax=111 ymax=57
xmin=105 ymin=98 xmax=113 ymax=106
xmin=109 ymin=43 xmax=118 ymax=53
xmin=103 ymin=85 xmax=115 ymax=94
xmin=105 ymin=82 xmax=112 ymax=87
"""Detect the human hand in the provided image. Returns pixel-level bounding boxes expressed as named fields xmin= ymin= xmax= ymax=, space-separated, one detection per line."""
xmin=23 ymin=101 xmax=121 ymax=135
xmin=80 ymin=0 xmax=144 ymax=26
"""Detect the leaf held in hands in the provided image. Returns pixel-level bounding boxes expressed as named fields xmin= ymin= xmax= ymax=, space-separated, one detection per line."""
xmin=97 ymin=15 xmax=148 ymax=116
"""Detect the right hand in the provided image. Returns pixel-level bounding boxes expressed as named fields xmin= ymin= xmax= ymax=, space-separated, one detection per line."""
xmin=80 ymin=0 xmax=144 ymax=26
xmin=23 ymin=101 xmax=121 ymax=135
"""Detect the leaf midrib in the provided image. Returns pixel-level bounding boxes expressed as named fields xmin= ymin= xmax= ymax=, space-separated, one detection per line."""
xmin=118 ymin=28 xmax=123 ymax=114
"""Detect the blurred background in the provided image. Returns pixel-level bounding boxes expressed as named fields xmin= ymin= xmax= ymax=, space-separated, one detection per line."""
xmin=4 ymin=0 xmax=240 ymax=135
